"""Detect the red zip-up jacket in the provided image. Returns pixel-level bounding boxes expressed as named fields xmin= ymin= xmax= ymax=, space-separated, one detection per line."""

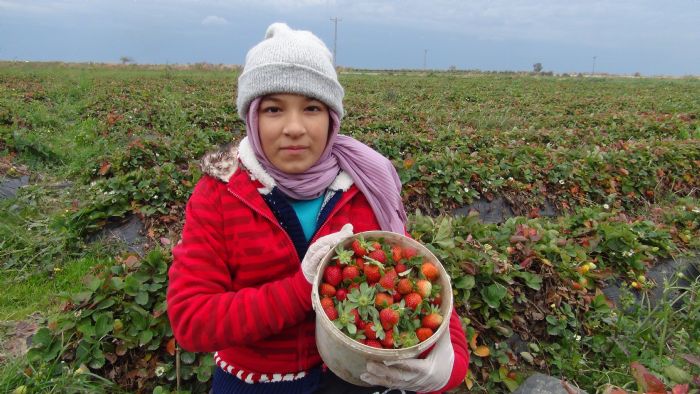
xmin=167 ymin=168 xmax=469 ymax=392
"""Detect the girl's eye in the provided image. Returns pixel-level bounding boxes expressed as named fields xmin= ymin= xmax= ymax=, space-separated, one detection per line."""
xmin=306 ymin=105 xmax=323 ymax=112
xmin=262 ymin=106 xmax=281 ymax=113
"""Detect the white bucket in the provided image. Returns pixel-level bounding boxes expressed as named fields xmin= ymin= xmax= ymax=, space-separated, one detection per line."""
xmin=311 ymin=231 xmax=453 ymax=386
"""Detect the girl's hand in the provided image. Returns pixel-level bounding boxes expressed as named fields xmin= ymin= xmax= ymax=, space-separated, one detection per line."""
xmin=360 ymin=329 xmax=454 ymax=393
xmin=301 ymin=223 xmax=354 ymax=284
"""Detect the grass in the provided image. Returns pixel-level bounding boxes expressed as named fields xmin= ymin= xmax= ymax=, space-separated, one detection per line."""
xmin=0 ymin=256 xmax=103 ymax=321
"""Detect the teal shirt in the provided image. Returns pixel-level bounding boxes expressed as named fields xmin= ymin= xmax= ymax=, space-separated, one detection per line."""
xmin=288 ymin=195 xmax=324 ymax=241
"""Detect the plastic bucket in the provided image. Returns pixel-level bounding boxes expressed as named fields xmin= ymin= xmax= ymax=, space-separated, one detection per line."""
xmin=311 ymin=231 xmax=453 ymax=386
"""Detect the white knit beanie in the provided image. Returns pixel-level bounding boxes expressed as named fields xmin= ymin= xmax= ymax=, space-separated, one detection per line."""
xmin=236 ymin=22 xmax=345 ymax=121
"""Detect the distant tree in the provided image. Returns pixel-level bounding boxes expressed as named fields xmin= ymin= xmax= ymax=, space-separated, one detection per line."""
xmin=120 ymin=56 xmax=133 ymax=65
xmin=448 ymin=65 xmax=457 ymax=71
xmin=533 ymin=63 xmax=543 ymax=73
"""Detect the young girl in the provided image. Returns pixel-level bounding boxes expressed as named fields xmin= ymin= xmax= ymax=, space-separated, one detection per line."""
xmin=167 ymin=23 xmax=469 ymax=394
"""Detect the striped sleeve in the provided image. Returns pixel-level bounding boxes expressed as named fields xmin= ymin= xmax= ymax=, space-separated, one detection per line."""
xmin=166 ymin=176 xmax=313 ymax=352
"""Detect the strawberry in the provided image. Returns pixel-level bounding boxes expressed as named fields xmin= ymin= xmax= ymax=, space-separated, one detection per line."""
xmin=416 ymin=327 xmax=433 ymax=342
xmin=379 ymin=308 xmax=399 ymax=330
xmin=416 ymin=279 xmax=432 ymax=298
xmin=351 ymin=239 xmax=368 ymax=257
xmin=364 ymin=339 xmax=383 ymax=348
xmin=391 ymin=245 xmax=402 ymax=262
xmin=393 ymin=292 xmax=403 ymax=302
xmin=397 ymin=278 xmax=413 ymax=295
xmin=342 ymin=265 xmax=360 ymax=283
xmin=364 ymin=322 xmax=378 ymax=340
xmin=395 ymin=261 xmax=408 ymax=274
xmin=350 ymin=308 xmax=361 ymax=326
xmin=404 ymin=292 xmax=422 ymax=310
xmin=375 ymin=292 xmax=393 ymax=308
xmin=335 ymin=288 xmax=348 ymax=301
xmin=324 ymin=306 xmax=338 ymax=320
xmin=320 ymin=297 xmax=334 ymax=310
xmin=348 ymin=282 xmax=360 ymax=291
xmin=355 ymin=258 xmax=365 ymax=272
xmin=364 ymin=264 xmax=381 ymax=284
xmin=421 ymin=261 xmax=439 ymax=282
xmin=367 ymin=248 xmax=386 ymax=264
xmin=378 ymin=269 xmax=397 ymax=292
xmin=323 ymin=265 xmax=342 ymax=287
xmin=380 ymin=330 xmax=394 ymax=348
xmin=421 ymin=306 xmax=443 ymax=330
xmin=403 ymin=247 xmax=418 ymax=260
xmin=320 ymin=283 xmax=336 ymax=297
xmin=431 ymin=294 xmax=442 ymax=307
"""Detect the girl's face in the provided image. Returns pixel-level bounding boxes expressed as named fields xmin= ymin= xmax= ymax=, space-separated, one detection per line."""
xmin=257 ymin=94 xmax=330 ymax=174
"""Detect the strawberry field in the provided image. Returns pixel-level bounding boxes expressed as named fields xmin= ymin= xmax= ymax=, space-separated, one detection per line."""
xmin=1 ymin=62 xmax=699 ymax=393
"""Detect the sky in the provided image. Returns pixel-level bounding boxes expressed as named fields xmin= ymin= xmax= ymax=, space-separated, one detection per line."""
xmin=1 ymin=0 xmax=699 ymax=76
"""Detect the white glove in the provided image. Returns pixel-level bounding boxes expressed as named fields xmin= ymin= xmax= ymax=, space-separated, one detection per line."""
xmin=360 ymin=328 xmax=454 ymax=393
xmin=301 ymin=223 xmax=353 ymax=284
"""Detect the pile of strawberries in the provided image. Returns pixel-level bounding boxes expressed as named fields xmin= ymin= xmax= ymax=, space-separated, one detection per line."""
xmin=317 ymin=235 xmax=445 ymax=349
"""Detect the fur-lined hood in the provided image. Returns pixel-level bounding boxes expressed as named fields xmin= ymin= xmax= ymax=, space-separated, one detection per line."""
xmin=199 ymin=139 xmax=354 ymax=194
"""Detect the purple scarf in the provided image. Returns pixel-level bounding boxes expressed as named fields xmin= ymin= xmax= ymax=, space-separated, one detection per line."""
xmin=246 ymin=98 xmax=407 ymax=234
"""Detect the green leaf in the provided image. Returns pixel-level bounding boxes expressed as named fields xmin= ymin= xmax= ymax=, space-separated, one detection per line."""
xmin=94 ymin=313 xmax=113 ymax=338
xmin=135 ymin=291 xmax=149 ymax=305
xmin=481 ymin=284 xmax=507 ymax=309
xmin=180 ymin=351 xmax=196 ymax=364
xmin=77 ymin=321 xmax=96 ymax=338
xmin=139 ymin=329 xmax=154 ymax=346
xmin=32 ymin=327 xmax=53 ymax=348
xmin=454 ymin=275 xmax=475 ymax=290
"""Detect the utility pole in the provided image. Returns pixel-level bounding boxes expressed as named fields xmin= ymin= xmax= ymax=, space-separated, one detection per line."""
xmin=423 ymin=49 xmax=427 ymax=70
xmin=592 ymin=56 xmax=597 ymax=75
xmin=330 ymin=17 xmax=342 ymax=67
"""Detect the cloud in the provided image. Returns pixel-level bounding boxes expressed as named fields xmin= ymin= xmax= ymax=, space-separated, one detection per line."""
xmin=201 ymin=15 xmax=229 ymax=26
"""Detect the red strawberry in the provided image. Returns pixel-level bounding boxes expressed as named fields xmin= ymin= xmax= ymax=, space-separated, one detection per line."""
xmin=431 ymin=294 xmax=442 ymax=307
xmin=391 ymin=245 xmax=402 ymax=262
xmin=320 ymin=283 xmax=336 ymax=297
xmin=324 ymin=306 xmax=338 ymax=321
xmin=397 ymin=278 xmax=413 ymax=295
xmin=357 ymin=319 xmax=368 ymax=330
xmin=351 ymin=239 xmax=368 ymax=257
xmin=421 ymin=261 xmax=439 ymax=282
xmin=335 ymin=288 xmax=348 ymax=301
xmin=324 ymin=265 xmax=342 ymax=287
xmin=393 ymin=292 xmax=403 ymax=302
xmin=364 ymin=264 xmax=381 ymax=284
xmin=350 ymin=308 xmax=361 ymax=326
xmin=404 ymin=292 xmax=422 ymax=310
xmin=379 ymin=269 xmax=397 ymax=292
xmin=395 ymin=261 xmax=408 ymax=274
xmin=416 ymin=327 xmax=433 ymax=342
xmin=367 ymin=248 xmax=386 ymax=264
xmin=364 ymin=339 xmax=383 ymax=348
xmin=375 ymin=292 xmax=393 ymax=308
xmin=355 ymin=258 xmax=365 ymax=272
xmin=342 ymin=265 xmax=360 ymax=282
xmin=348 ymin=282 xmax=360 ymax=291
xmin=320 ymin=297 xmax=334 ymax=310
xmin=421 ymin=307 xmax=443 ymax=330
xmin=379 ymin=308 xmax=399 ymax=330
xmin=416 ymin=279 xmax=432 ymax=298
xmin=403 ymin=247 xmax=418 ymax=260
xmin=380 ymin=330 xmax=394 ymax=348
xmin=364 ymin=322 xmax=378 ymax=340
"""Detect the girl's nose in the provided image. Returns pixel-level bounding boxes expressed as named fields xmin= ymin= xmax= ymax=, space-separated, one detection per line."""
xmin=282 ymin=112 xmax=306 ymax=137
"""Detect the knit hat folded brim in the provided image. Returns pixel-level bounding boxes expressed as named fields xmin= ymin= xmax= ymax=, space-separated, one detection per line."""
xmin=237 ymin=62 xmax=344 ymax=121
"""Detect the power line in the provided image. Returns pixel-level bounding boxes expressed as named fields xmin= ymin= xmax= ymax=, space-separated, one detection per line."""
xmin=330 ymin=17 xmax=342 ymax=67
